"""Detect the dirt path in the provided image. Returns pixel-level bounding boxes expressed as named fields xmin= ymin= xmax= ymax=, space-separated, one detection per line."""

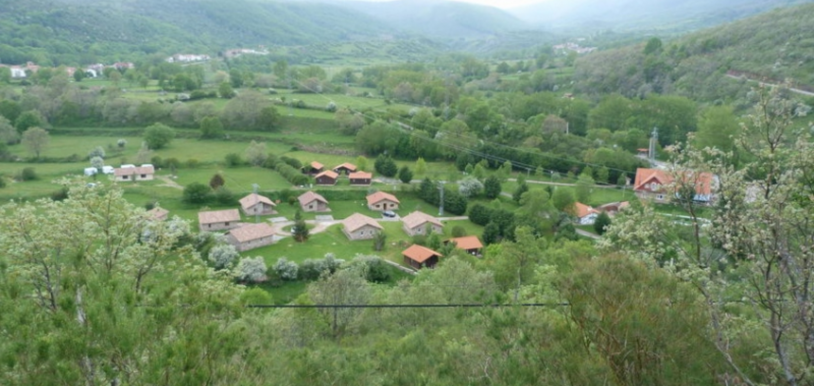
xmin=156 ymin=175 xmax=184 ymax=190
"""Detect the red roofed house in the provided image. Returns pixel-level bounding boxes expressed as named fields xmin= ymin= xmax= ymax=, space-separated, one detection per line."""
xmin=226 ymin=223 xmax=276 ymax=251
xmin=341 ymin=213 xmax=384 ymax=241
xmin=402 ymin=211 xmax=443 ymax=236
xmin=298 ymin=191 xmax=330 ymax=212
xmin=597 ymin=201 xmax=630 ymax=216
xmin=315 ymin=170 xmax=339 ymax=186
xmin=573 ymin=202 xmax=600 ymax=225
xmin=198 ymin=209 xmax=241 ymax=232
xmin=446 ymin=236 xmax=484 ymax=256
xmin=402 ymin=244 xmax=442 ymax=269
xmin=366 ymin=191 xmax=400 ymax=211
xmin=332 ymin=162 xmax=357 ymax=175
xmin=239 ymin=193 xmax=276 ymax=216
xmin=114 ymin=164 xmax=155 ymax=182
xmin=305 ymin=161 xmax=324 ymax=175
xmin=633 ymin=168 xmax=716 ymax=204
xmin=349 ymin=171 xmax=372 ymax=186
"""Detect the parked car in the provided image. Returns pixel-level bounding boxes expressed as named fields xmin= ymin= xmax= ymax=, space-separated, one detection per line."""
xmin=382 ymin=210 xmax=396 ymax=218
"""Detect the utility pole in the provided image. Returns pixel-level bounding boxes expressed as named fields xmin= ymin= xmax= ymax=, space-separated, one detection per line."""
xmin=649 ymin=127 xmax=658 ymax=164
xmin=252 ymin=183 xmax=260 ymax=224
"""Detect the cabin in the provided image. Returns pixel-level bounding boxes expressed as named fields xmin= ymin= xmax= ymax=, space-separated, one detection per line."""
xmin=402 ymin=244 xmax=442 ymax=270
xmin=198 ymin=209 xmax=241 ymax=232
xmin=341 ymin=213 xmax=384 ymax=241
xmin=446 ymin=236 xmax=484 ymax=256
xmin=315 ymin=170 xmax=339 ymax=186
xmin=298 ymin=191 xmax=330 ymax=212
xmin=349 ymin=171 xmax=372 ymax=186
xmin=402 ymin=211 xmax=443 ymax=236
xmin=366 ymin=191 xmax=400 ymax=211
xmin=226 ymin=223 xmax=276 ymax=252
xmin=147 ymin=207 xmax=169 ymax=221
xmin=332 ymin=162 xmax=357 ymax=175
xmin=113 ymin=164 xmax=154 ymax=182
xmin=305 ymin=161 xmax=324 ymax=175
xmin=239 ymin=193 xmax=276 ymax=216
xmin=574 ymin=202 xmax=600 ymax=225
xmin=633 ymin=168 xmax=716 ymax=204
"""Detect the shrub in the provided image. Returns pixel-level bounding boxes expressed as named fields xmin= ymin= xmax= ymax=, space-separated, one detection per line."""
xmin=50 ymin=186 xmax=69 ymax=201
xmin=19 ymin=167 xmax=37 ymax=181
xmin=451 ymin=225 xmax=467 ymax=238
xmin=224 ymin=153 xmax=243 ymax=167
xmin=348 ymin=255 xmax=391 ymax=283
xmin=208 ymin=244 xmax=239 ymax=270
xmin=233 ymin=257 xmax=268 ymax=283
xmin=185 ymin=159 xmax=200 ymax=169
xmin=273 ymin=258 xmax=299 ymax=280
xmin=213 ymin=187 xmax=235 ymax=205
xmin=182 ymin=182 xmax=211 ymax=204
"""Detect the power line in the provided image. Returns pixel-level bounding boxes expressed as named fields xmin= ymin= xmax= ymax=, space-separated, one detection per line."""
xmin=248 ymin=302 xmax=570 ymax=309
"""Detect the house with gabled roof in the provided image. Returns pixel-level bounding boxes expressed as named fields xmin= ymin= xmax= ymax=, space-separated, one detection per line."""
xmin=402 ymin=244 xmax=442 ymax=269
xmin=573 ymin=202 xmax=600 ymax=225
xmin=239 ymin=193 xmax=276 ymax=216
xmin=633 ymin=168 xmax=716 ymax=204
xmin=597 ymin=201 xmax=629 ymax=216
xmin=114 ymin=164 xmax=155 ymax=182
xmin=298 ymin=191 xmax=329 ymax=212
xmin=402 ymin=211 xmax=443 ymax=236
xmin=226 ymin=223 xmax=276 ymax=251
xmin=198 ymin=209 xmax=241 ymax=232
xmin=332 ymin=162 xmax=357 ymax=175
xmin=445 ymin=236 xmax=484 ymax=256
xmin=305 ymin=161 xmax=324 ymax=175
xmin=366 ymin=191 xmax=400 ymax=211
xmin=315 ymin=170 xmax=339 ymax=186
xmin=342 ymin=213 xmax=384 ymax=241
xmin=349 ymin=171 xmax=372 ymax=186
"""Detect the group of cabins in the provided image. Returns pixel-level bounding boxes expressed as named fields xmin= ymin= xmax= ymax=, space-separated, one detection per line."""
xmin=196 ymin=192 xmax=280 ymax=252
xmin=309 ymin=162 xmax=373 ymax=186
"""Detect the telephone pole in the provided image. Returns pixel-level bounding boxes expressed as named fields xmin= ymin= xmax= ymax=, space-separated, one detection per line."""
xmin=438 ymin=181 xmax=446 ymax=216
xmin=649 ymin=127 xmax=659 ymax=164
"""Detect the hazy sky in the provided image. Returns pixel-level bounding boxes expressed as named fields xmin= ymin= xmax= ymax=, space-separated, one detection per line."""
xmin=361 ymin=0 xmax=549 ymax=9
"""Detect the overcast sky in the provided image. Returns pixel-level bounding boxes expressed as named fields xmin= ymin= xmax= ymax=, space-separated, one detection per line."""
xmin=360 ymin=0 xmax=549 ymax=9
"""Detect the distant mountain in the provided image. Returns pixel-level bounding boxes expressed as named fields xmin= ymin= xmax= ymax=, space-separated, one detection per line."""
xmin=340 ymin=0 xmax=529 ymax=39
xmin=510 ymin=0 xmax=813 ymax=32
xmin=571 ymin=2 xmax=814 ymax=102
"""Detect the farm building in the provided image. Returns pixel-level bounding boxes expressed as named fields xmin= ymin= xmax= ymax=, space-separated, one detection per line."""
xmin=402 ymin=244 xmax=442 ymax=269
xmin=341 ymin=213 xmax=384 ymax=240
xmin=226 ymin=223 xmax=276 ymax=252
xmin=198 ymin=209 xmax=241 ymax=232
xmin=402 ymin=211 xmax=443 ymax=236
xmin=332 ymin=162 xmax=357 ymax=175
xmin=366 ymin=191 xmax=400 ymax=211
xmin=315 ymin=170 xmax=339 ymax=185
xmin=239 ymin=193 xmax=276 ymax=216
xmin=349 ymin=171 xmax=372 ymax=185
xmin=305 ymin=161 xmax=324 ymax=175
xmin=574 ymin=202 xmax=600 ymax=225
xmin=298 ymin=191 xmax=330 ymax=212
xmin=114 ymin=164 xmax=154 ymax=182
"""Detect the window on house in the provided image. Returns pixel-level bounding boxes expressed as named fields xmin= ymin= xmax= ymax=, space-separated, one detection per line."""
xmin=657 ymin=194 xmax=664 ymax=200
xmin=140 ymin=174 xmax=146 ymax=178
xmin=225 ymin=222 xmax=230 ymax=226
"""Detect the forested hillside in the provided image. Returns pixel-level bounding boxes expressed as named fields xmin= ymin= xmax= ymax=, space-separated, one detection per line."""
xmin=573 ymin=2 xmax=814 ymax=103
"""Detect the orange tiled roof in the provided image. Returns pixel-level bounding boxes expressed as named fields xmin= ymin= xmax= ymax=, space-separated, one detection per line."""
xmin=366 ymin=191 xmax=400 ymax=206
xmin=448 ymin=236 xmax=483 ymax=250
xmin=402 ymin=244 xmax=442 ymax=263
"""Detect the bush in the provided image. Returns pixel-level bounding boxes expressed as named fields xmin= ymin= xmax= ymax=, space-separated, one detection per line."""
xmin=233 ymin=257 xmax=268 ymax=283
xmin=182 ymin=182 xmax=211 ymax=204
xmin=348 ymin=255 xmax=391 ymax=283
xmin=0 ymin=174 xmax=5 ymax=188
xmin=18 ymin=167 xmax=37 ymax=181
xmin=150 ymin=156 xmax=164 ymax=168
xmin=224 ymin=153 xmax=243 ymax=167
xmin=185 ymin=159 xmax=200 ymax=169
xmin=213 ymin=187 xmax=235 ymax=205
xmin=273 ymin=258 xmax=299 ymax=281
xmin=208 ymin=244 xmax=239 ymax=270
xmin=374 ymin=154 xmax=398 ymax=177
xmin=50 ymin=186 xmax=69 ymax=201
xmin=451 ymin=225 xmax=467 ymax=238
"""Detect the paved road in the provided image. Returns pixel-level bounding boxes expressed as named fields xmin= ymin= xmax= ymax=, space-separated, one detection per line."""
xmin=725 ymin=74 xmax=814 ymax=97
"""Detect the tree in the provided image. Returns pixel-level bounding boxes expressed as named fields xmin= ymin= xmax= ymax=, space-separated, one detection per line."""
xmin=499 ymin=160 xmax=513 ymax=181
xmin=596 ymin=166 xmax=610 ymax=184
xmin=0 ymin=100 xmax=21 ymax=124
xmin=244 ymin=140 xmax=268 ymax=166
xmin=209 ymin=244 xmax=239 ymax=270
xmin=458 ymin=176 xmax=483 ymax=198
xmin=375 ymin=154 xmax=398 ymax=177
xmin=221 ymin=91 xmax=278 ymax=131
xmin=15 ymin=110 xmax=45 ymax=133
xmin=0 ymin=116 xmax=19 ymax=144
xmin=482 ymin=221 xmax=501 ymax=245
xmin=21 ymin=127 xmax=49 ymax=158
xmin=90 ymin=156 xmax=104 ymax=172
xmin=308 ymin=267 xmax=369 ymax=338
xmin=182 ymin=182 xmax=211 ymax=204
xmin=398 ymin=166 xmax=413 ymax=184
xmin=293 ymin=210 xmax=309 ymax=242
xmin=234 ymin=257 xmax=267 ymax=283
xmin=552 ymin=187 xmax=576 ymax=213
xmin=512 ymin=180 xmax=528 ymax=204
xmin=593 ymin=212 xmax=611 ymax=235
xmin=373 ymin=231 xmax=387 ymax=252
xmin=335 ymin=108 xmax=365 ymax=135
xmin=693 ymin=105 xmax=739 ymax=156
xmin=229 ymin=69 xmax=244 ymax=88
xmin=88 ymin=146 xmax=105 ymax=159
xmin=200 ymin=116 xmax=224 ymax=139
xmin=0 ymin=184 xmax=246 ymax=385
xmin=209 ymin=173 xmax=225 ymax=190
xmin=257 ymin=106 xmax=281 ymax=131
xmin=415 ymin=157 xmax=427 ymax=176
xmin=218 ymin=82 xmax=235 ymax=99
xmin=73 ymin=69 xmax=86 ymax=82
xmin=143 ymin=123 xmax=175 ymax=150
xmin=484 ymin=175 xmax=501 ymax=199
xmin=575 ymin=172 xmax=595 ymax=203
xmin=356 ymin=156 xmax=368 ymax=171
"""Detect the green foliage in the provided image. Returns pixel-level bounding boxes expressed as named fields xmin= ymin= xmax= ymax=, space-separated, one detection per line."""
xmin=213 ymin=187 xmax=235 ymax=205
xmin=347 ymin=255 xmax=391 ymax=283
xmin=398 ymin=165 xmax=413 ymax=183
xmin=21 ymin=126 xmax=49 ymax=158
xmin=512 ymin=180 xmax=528 ymax=203
xmin=199 ymin=116 xmax=224 ymax=139
xmin=182 ymin=182 xmax=211 ymax=204
xmin=484 ymin=175 xmax=502 ymax=199
xmin=18 ymin=167 xmax=37 ymax=181
xmin=224 ymin=153 xmax=243 ymax=168
xmin=594 ymin=212 xmax=611 ymax=235
xmin=15 ymin=110 xmax=45 ymax=133
xmin=451 ymin=225 xmax=467 ymax=238
xmin=552 ymin=187 xmax=576 ymax=213
xmin=142 ymin=123 xmax=175 ymax=150
xmin=293 ymin=210 xmax=309 ymax=242
xmin=374 ymin=154 xmax=398 ymax=177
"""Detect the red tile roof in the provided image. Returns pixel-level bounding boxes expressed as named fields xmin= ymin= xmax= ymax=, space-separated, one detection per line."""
xmin=310 ymin=161 xmax=324 ymax=170
xmin=633 ymin=168 xmax=715 ymax=196
xmin=227 ymin=223 xmax=275 ymax=243
xmin=402 ymin=244 xmax=442 ymax=263
xmin=297 ymin=191 xmax=328 ymax=206
xmin=402 ymin=211 xmax=443 ymax=230
xmin=342 ymin=213 xmax=384 ymax=233
xmin=239 ymin=193 xmax=275 ymax=211
xmin=448 ymin=236 xmax=483 ymax=250
xmin=315 ymin=170 xmax=339 ymax=180
xmin=366 ymin=191 xmax=400 ymax=206
xmin=333 ymin=162 xmax=357 ymax=171
xmin=574 ymin=202 xmax=599 ymax=218
xmin=198 ymin=209 xmax=240 ymax=225
xmin=349 ymin=171 xmax=372 ymax=180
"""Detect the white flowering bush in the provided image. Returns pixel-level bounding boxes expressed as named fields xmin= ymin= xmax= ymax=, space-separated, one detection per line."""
xmin=234 ymin=257 xmax=267 ymax=283
xmin=274 ymin=257 xmax=298 ymax=281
